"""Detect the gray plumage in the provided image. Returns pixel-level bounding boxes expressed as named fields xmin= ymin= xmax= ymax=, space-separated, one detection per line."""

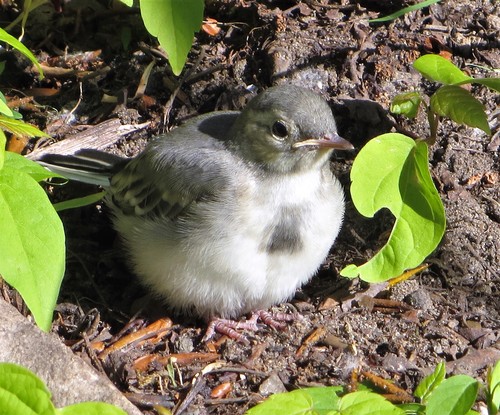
xmin=42 ymin=85 xmax=352 ymax=319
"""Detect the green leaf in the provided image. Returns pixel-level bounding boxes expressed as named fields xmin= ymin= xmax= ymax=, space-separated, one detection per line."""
xmin=413 ymin=54 xmax=472 ymax=84
xmin=0 ymin=27 xmax=44 ymax=79
xmin=426 ymin=375 xmax=478 ymax=415
xmin=0 ymin=115 xmax=49 ymax=138
xmin=487 ymin=360 xmax=500 ymax=414
xmin=339 ymin=391 xmax=405 ymax=415
xmin=5 ymin=152 xmax=63 ymax=182
xmin=340 ymin=134 xmax=446 ymax=282
xmin=301 ymin=387 xmax=343 ymax=414
xmin=56 ymin=403 xmax=127 ymax=415
xmin=246 ymin=390 xmax=314 ymax=415
xmin=369 ymin=0 xmax=441 ymax=23
xmin=415 ymin=362 xmax=446 ymax=403
xmin=0 ymin=91 xmax=15 ymax=117
xmin=0 ymin=166 xmax=65 ymax=331
xmin=430 ymin=85 xmax=491 ymax=135
xmin=0 ymin=363 xmax=126 ymax=415
xmin=140 ymin=0 xmax=204 ymax=75
xmin=53 ymin=191 xmax=106 ymax=212
xmin=396 ymin=403 xmax=425 ymax=414
xmin=0 ymin=129 xmax=5 ymax=169
xmin=390 ymin=92 xmax=422 ymax=118
xmin=0 ymin=363 xmax=56 ymax=415
xmin=457 ymin=77 xmax=500 ymax=93
xmin=118 ymin=0 xmax=133 ymax=6
xmin=0 ymin=92 xmax=23 ymax=119
xmin=245 ymin=386 xmax=343 ymax=415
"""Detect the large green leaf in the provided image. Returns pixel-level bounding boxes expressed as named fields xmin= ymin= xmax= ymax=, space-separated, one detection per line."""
xmin=0 ymin=165 xmax=65 ymax=331
xmin=245 ymin=386 xmax=343 ymax=415
xmin=426 ymin=376 xmax=478 ymax=415
xmin=340 ymin=134 xmax=445 ymax=282
xmin=0 ymin=363 xmax=55 ymax=415
xmin=339 ymin=391 xmax=405 ymax=415
xmin=430 ymin=85 xmax=490 ymax=135
xmin=413 ymin=54 xmax=471 ymax=85
xmin=140 ymin=0 xmax=204 ymax=75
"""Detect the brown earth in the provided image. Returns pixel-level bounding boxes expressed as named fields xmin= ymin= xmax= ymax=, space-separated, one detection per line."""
xmin=1 ymin=1 xmax=499 ymax=414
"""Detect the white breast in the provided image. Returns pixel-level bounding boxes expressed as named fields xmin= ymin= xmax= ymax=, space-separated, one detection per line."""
xmin=248 ymin=169 xmax=344 ymax=310
xmin=113 ymin=168 xmax=345 ymax=319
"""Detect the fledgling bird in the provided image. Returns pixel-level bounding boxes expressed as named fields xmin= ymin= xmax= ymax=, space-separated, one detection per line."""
xmin=41 ymin=85 xmax=353 ymax=339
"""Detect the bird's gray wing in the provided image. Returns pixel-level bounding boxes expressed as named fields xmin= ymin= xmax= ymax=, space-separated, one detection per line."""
xmin=108 ymin=112 xmax=241 ymax=219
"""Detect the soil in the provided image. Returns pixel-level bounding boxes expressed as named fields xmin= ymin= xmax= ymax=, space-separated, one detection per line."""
xmin=1 ymin=1 xmax=499 ymax=414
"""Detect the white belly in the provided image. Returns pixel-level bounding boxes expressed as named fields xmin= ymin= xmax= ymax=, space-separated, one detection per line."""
xmin=114 ymin=168 xmax=344 ymax=318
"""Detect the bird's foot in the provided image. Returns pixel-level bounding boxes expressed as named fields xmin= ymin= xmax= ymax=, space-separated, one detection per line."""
xmin=203 ymin=310 xmax=299 ymax=344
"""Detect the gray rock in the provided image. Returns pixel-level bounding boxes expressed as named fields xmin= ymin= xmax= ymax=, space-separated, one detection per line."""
xmin=258 ymin=372 xmax=287 ymax=396
xmin=0 ymin=300 xmax=141 ymax=415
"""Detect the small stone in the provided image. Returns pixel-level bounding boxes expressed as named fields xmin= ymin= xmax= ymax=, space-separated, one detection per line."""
xmin=404 ymin=289 xmax=433 ymax=310
xmin=259 ymin=372 xmax=287 ymax=396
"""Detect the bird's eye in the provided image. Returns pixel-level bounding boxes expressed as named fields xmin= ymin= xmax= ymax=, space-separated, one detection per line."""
xmin=271 ymin=120 xmax=288 ymax=139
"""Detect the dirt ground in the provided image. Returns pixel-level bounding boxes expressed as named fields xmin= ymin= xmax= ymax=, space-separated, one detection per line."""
xmin=1 ymin=0 xmax=499 ymax=414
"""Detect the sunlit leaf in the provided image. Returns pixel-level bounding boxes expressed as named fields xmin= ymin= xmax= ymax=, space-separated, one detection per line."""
xmin=0 ymin=115 xmax=49 ymax=138
xmin=430 ymin=85 xmax=490 ymax=135
xmin=0 ymin=130 xmax=5 ymax=169
xmin=339 ymin=391 xmax=405 ymax=415
xmin=413 ymin=54 xmax=471 ymax=85
xmin=415 ymin=362 xmax=446 ymax=403
xmin=457 ymin=77 xmax=500 ymax=93
xmin=140 ymin=0 xmax=204 ymax=75
xmin=245 ymin=386 xmax=343 ymax=415
xmin=426 ymin=376 xmax=478 ymax=415
xmin=340 ymin=134 xmax=445 ymax=282
xmin=0 ymin=362 xmax=55 ymax=415
xmin=0 ymin=166 xmax=65 ymax=331
xmin=0 ymin=91 xmax=15 ymax=117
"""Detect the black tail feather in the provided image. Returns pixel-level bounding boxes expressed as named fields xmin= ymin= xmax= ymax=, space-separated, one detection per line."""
xmin=38 ymin=149 xmax=127 ymax=186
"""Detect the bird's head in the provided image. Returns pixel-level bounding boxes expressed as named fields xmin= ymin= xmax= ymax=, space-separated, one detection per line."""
xmin=228 ymin=85 xmax=353 ymax=174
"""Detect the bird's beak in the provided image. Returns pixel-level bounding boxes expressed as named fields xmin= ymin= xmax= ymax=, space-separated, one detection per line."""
xmin=292 ymin=133 xmax=354 ymax=150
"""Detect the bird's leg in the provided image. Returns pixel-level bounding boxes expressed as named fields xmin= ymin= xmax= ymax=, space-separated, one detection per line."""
xmin=203 ymin=314 xmax=259 ymax=345
xmin=203 ymin=310 xmax=300 ymax=344
xmin=255 ymin=310 xmax=294 ymax=330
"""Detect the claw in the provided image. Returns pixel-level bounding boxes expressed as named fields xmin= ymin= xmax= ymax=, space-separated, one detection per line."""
xmin=203 ymin=310 xmax=299 ymax=344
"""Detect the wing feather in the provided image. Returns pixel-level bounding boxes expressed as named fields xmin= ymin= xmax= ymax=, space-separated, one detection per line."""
xmin=108 ymin=112 xmax=241 ymax=219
